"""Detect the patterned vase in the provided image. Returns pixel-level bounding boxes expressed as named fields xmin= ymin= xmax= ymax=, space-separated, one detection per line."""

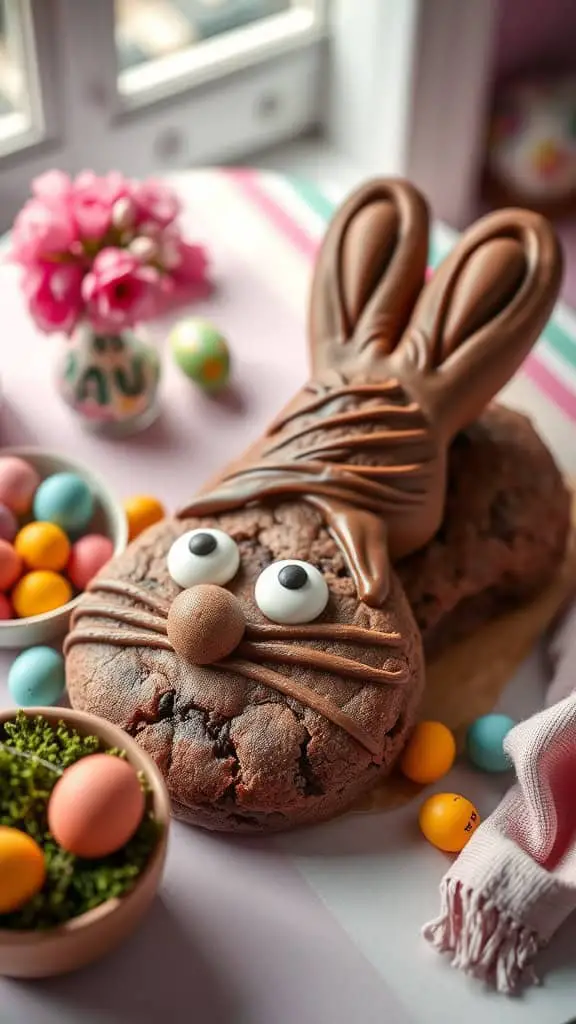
xmin=56 ymin=323 xmax=161 ymax=436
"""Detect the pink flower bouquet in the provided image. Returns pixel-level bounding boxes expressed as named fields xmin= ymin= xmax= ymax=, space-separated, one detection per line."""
xmin=10 ymin=169 xmax=210 ymax=335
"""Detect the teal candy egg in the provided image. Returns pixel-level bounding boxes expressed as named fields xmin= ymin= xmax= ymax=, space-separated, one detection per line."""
xmin=169 ymin=319 xmax=230 ymax=393
xmin=33 ymin=472 xmax=94 ymax=534
xmin=466 ymin=713 xmax=516 ymax=773
xmin=8 ymin=646 xmax=66 ymax=706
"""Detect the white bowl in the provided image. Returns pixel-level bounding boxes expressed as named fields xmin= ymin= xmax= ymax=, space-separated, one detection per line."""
xmin=0 ymin=447 xmax=128 ymax=648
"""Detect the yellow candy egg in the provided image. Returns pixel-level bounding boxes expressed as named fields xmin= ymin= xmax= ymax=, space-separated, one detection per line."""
xmin=0 ymin=826 xmax=46 ymax=913
xmin=12 ymin=570 xmax=72 ymax=618
xmin=15 ymin=521 xmax=71 ymax=572
xmin=419 ymin=793 xmax=480 ymax=853
xmin=123 ymin=495 xmax=165 ymax=541
xmin=400 ymin=721 xmax=456 ymax=784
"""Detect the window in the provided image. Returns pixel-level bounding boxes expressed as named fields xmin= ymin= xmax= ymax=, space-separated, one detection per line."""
xmin=0 ymin=0 xmax=42 ymax=157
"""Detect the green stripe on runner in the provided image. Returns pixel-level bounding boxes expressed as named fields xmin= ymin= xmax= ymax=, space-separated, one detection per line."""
xmin=286 ymin=176 xmax=336 ymax=224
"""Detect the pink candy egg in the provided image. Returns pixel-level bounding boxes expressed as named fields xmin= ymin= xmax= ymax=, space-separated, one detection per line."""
xmin=0 ymin=593 xmax=13 ymax=619
xmin=0 ymin=457 xmax=40 ymax=515
xmin=0 ymin=503 xmax=18 ymax=543
xmin=67 ymin=534 xmax=114 ymax=590
xmin=0 ymin=539 xmax=22 ymax=591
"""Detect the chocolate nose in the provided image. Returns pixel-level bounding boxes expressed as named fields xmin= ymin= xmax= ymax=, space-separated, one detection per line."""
xmin=167 ymin=584 xmax=246 ymax=664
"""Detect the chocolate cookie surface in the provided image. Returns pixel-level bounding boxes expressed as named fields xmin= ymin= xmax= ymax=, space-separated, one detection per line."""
xmin=66 ymin=504 xmax=423 ymax=833
xmin=399 ymin=404 xmax=571 ymax=657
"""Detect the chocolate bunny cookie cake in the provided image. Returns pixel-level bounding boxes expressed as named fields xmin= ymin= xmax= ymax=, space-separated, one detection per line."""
xmin=65 ymin=179 xmax=567 ymax=832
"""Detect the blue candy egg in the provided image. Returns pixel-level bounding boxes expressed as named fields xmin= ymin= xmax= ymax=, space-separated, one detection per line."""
xmin=8 ymin=646 xmax=66 ymax=707
xmin=33 ymin=472 xmax=94 ymax=534
xmin=466 ymin=713 xmax=516 ymax=773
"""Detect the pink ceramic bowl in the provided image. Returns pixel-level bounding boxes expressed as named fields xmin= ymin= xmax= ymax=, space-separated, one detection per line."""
xmin=0 ymin=705 xmax=171 ymax=979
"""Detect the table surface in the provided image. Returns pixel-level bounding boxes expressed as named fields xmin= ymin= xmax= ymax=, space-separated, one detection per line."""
xmin=1 ymin=170 xmax=576 ymax=1024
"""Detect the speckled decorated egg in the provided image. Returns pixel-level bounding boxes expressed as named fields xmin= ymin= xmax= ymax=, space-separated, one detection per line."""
xmin=169 ymin=318 xmax=230 ymax=393
xmin=47 ymin=754 xmax=145 ymax=859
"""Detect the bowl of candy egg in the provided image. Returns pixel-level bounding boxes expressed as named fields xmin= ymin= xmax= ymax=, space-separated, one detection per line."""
xmin=0 ymin=704 xmax=170 ymax=978
xmin=0 ymin=448 xmax=128 ymax=648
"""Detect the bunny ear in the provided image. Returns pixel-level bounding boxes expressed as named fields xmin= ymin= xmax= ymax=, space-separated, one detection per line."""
xmin=391 ymin=207 xmax=563 ymax=439
xmin=308 ymin=178 xmax=429 ymax=377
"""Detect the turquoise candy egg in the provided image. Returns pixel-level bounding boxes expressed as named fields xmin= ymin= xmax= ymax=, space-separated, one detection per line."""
xmin=33 ymin=472 xmax=94 ymax=534
xmin=8 ymin=646 xmax=66 ymax=707
xmin=169 ymin=319 xmax=230 ymax=393
xmin=466 ymin=713 xmax=516 ymax=773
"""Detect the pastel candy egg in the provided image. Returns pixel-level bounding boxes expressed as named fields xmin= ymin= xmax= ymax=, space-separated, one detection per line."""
xmin=48 ymin=754 xmax=145 ymax=859
xmin=400 ymin=721 xmax=456 ymax=784
xmin=0 ymin=593 xmax=13 ymax=619
xmin=8 ymin=646 xmax=66 ymax=706
xmin=67 ymin=534 xmax=114 ymax=590
xmin=15 ymin=521 xmax=71 ymax=572
xmin=170 ymin=318 xmax=230 ymax=393
xmin=12 ymin=570 xmax=72 ymax=618
xmin=0 ymin=503 xmax=18 ymax=543
xmin=123 ymin=494 xmax=165 ymax=541
xmin=0 ymin=539 xmax=22 ymax=591
xmin=33 ymin=473 xmax=94 ymax=534
xmin=466 ymin=713 xmax=516 ymax=773
xmin=0 ymin=826 xmax=46 ymax=914
xmin=0 ymin=457 xmax=40 ymax=515
xmin=419 ymin=793 xmax=480 ymax=853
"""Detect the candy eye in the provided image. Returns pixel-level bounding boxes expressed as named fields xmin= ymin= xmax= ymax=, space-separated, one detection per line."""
xmin=254 ymin=560 xmax=329 ymax=624
xmin=167 ymin=528 xmax=240 ymax=588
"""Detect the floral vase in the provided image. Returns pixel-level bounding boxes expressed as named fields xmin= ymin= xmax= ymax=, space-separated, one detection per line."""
xmin=56 ymin=323 xmax=161 ymax=436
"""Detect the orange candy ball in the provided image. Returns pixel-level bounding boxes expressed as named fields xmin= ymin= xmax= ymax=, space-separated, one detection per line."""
xmin=124 ymin=495 xmax=165 ymax=541
xmin=12 ymin=570 xmax=72 ymax=618
xmin=15 ymin=521 xmax=71 ymax=572
xmin=419 ymin=793 xmax=480 ymax=853
xmin=0 ymin=826 xmax=46 ymax=913
xmin=0 ymin=539 xmax=22 ymax=591
xmin=400 ymin=721 xmax=456 ymax=785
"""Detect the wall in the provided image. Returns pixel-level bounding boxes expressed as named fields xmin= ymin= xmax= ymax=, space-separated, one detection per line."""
xmin=494 ymin=0 xmax=576 ymax=80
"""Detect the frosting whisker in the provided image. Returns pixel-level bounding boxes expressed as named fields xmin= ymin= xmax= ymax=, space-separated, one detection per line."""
xmin=88 ymin=579 xmax=171 ymax=617
xmin=245 ymin=622 xmax=405 ymax=647
xmin=219 ymin=657 xmax=382 ymax=760
xmin=64 ymin=628 xmax=173 ymax=655
xmin=70 ymin=602 xmax=168 ymax=635
xmin=237 ymin=641 xmax=408 ymax=687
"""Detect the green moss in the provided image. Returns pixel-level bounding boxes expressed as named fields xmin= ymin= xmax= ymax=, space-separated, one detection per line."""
xmin=0 ymin=711 xmax=160 ymax=931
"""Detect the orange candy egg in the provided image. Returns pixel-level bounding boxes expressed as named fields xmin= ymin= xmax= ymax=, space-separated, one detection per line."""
xmin=400 ymin=721 xmax=456 ymax=785
xmin=419 ymin=793 xmax=480 ymax=853
xmin=0 ymin=826 xmax=46 ymax=913
xmin=47 ymin=754 xmax=145 ymax=859
xmin=12 ymin=570 xmax=72 ymax=618
xmin=124 ymin=495 xmax=165 ymax=541
xmin=15 ymin=521 xmax=71 ymax=572
xmin=0 ymin=539 xmax=22 ymax=591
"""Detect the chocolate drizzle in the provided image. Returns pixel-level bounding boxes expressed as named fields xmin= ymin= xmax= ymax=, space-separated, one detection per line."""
xmin=178 ymin=376 xmax=435 ymax=606
xmin=65 ymin=578 xmax=408 ymax=760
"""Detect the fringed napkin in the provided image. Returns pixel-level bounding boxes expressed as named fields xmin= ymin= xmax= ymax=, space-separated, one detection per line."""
xmin=422 ymin=600 xmax=576 ymax=994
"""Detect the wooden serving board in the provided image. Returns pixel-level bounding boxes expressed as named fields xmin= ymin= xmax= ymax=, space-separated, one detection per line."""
xmin=351 ymin=488 xmax=576 ymax=814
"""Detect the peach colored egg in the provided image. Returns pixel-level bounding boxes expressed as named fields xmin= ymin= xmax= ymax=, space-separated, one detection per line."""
xmin=0 ymin=539 xmax=22 ymax=591
xmin=47 ymin=753 xmax=145 ymax=859
xmin=0 ymin=457 xmax=40 ymax=515
xmin=67 ymin=534 xmax=114 ymax=590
